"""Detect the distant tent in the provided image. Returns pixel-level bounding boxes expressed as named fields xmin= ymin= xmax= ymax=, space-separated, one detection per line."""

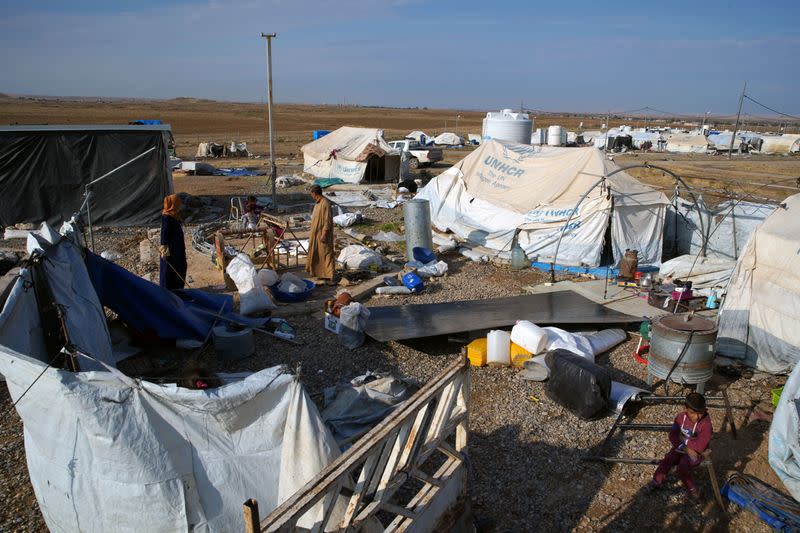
xmin=416 ymin=141 xmax=669 ymax=267
xmin=406 ymin=131 xmax=429 ymax=144
xmin=433 ymin=132 xmax=464 ymax=146
xmin=717 ymin=193 xmax=800 ymax=373
xmin=228 ymin=141 xmax=249 ymax=157
xmin=757 ymin=134 xmax=800 ymax=155
xmin=665 ymin=133 xmax=708 ymax=153
xmin=0 ymin=124 xmax=173 ymax=227
xmin=301 ymin=126 xmax=400 ymax=184
xmin=196 ymin=142 xmax=224 ymax=158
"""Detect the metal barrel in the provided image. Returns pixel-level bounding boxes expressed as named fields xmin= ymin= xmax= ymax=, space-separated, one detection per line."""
xmin=648 ymin=314 xmax=717 ymax=385
xmin=403 ymin=198 xmax=434 ymax=261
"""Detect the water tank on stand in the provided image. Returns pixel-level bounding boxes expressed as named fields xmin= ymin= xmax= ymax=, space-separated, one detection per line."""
xmin=403 ymin=199 xmax=434 ymax=261
xmin=482 ymin=109 xmax=533 ymax=144
xmin=547 ymin=125 xmax=565 ymax=146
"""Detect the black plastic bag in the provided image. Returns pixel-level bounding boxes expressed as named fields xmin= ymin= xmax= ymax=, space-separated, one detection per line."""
xmin=545 ymin=349 xmax=612 ymax=420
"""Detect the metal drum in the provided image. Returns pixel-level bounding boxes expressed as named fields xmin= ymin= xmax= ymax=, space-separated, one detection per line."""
xmin=403 ymin=198 xmax=433 ymax=261
xmin=648 ymin=313 xmax=717 ymax=388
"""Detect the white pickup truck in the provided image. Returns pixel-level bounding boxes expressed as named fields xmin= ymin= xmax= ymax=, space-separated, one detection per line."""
xmin=388 ymin=139 xmax=443 ymax=169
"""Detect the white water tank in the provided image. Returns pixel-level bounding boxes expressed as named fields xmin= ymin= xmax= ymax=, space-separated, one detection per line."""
xmin=482 ymin=109 xmax=533 ymax=144
xmin=547 ymin=125 xmax=565 ymax=146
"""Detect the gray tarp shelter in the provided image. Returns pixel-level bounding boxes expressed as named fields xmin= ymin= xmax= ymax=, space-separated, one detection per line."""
xmin=0 ymin=124 xmax=174 ymax=227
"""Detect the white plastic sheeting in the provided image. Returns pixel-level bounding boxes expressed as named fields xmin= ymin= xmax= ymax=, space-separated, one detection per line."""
xmin=769 ymin=362 xmax=800 ymax=500
xmin=664 ymin=196 xmax=775 ymax=261
xmin=659 ymin=254 xmax=737 ymax=290
xmin=301 ymin=127 xmax=400 ymax=184
xmin=717 ymin=194 xmax=800 ymax=373
xmin=0 ymin=228 xmax=342 ymax=532
xmin=416 ymin=142 xmax=668 ymax=267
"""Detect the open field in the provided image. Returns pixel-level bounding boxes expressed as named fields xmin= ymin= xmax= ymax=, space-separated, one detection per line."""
xmin=3 ymin=94 xmax=798 ymax=205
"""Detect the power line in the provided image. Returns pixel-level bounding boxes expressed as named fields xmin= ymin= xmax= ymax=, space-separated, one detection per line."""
xmin=744 ymin=94 xmax=800 ymax=121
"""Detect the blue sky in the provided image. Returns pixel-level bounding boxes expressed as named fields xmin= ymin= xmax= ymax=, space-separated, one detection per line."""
xmin=1 ymin=0 xmax=798 ymax=115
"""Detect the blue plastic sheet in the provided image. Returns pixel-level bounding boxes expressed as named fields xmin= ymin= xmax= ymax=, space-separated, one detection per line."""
xmin=87 ymin=252 xmax=264 ymax=340
xmin=215 ymin=168 xmax=262 ymax=177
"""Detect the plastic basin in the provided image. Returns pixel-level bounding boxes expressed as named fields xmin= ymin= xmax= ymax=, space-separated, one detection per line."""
xmin=269 ymin=279 xmax=316 ymax=303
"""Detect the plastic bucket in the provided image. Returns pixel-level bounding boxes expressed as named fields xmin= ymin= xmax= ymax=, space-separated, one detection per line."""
xmin=412 ymin=246 xmax=436 ymax=264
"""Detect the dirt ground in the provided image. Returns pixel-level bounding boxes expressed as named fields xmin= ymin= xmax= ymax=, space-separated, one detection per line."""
xmin=1 ymin=96 xmax=799 ymax=532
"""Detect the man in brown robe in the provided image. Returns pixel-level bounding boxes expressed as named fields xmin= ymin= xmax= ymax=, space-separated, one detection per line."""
xmin=306 ymin=185 xmax=336 ymax=282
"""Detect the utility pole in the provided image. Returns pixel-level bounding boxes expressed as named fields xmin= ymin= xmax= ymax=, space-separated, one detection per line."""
xmin=728 ymin=81 xmax=746 ymax=160
xmin=260 ymin=32 xmax=277 ymax=209
xmin=456 ymin=114 xmax=461 ymax=134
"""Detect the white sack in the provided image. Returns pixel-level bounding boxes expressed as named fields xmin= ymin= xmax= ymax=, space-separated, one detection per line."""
xmin=226 ymin=253 xmax=277 ymax=314
xmin=278 ymin=272 xmax=307 ymax=294
xmin=256 ymin=269 xmax=280 ymax=287
xmin=333 ymin=212 xmax=360 ymax=228
xmin=337 ymin=245 xmax=382 ymax=270
xmin=339 ymin=302 xmax=371 ymax=349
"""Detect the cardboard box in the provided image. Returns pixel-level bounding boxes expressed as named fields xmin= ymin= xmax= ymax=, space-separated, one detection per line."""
xmin=324 ymin=312 xmax=341 ymax=334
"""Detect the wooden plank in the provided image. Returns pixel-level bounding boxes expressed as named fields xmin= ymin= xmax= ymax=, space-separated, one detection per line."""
xmin=260 ymin=359 xmax=467 ymax=530
xmin=365 ymin=290 xmax=638 ymax=342
xmin=243 ymin=499 xmax=260 ymax=533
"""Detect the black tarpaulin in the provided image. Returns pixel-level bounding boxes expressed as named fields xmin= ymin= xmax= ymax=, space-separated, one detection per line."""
xmin=0 ymin=125 xmax=173 ymax=227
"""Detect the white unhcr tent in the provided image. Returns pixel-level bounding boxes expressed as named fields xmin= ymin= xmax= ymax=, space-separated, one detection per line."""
xmin=0 ymin=226 xmax=342 ymax=532
xmin=433 ymin=132 xmax=463 ymax=146
xmin=717 ymin=193 xmax=800 ymax=373
xmin=301 ymin=126 xmax=400 ymax=184
xmin=416 ymin=141 xmax=669 ymax=267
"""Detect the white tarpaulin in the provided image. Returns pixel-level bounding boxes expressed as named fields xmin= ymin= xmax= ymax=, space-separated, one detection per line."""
xmin=659 ymin=254 xmax=737 ymax=290
xmin=301 ymin=126 xmax=400 ymax=184
xmin=0 ymin=230 xmax=342 ymax=532
xmin=665 ymin=133 xmax=708 ymax=153
xmin=416 ymin=141 xmax=668 ymax=267
xmin=769 ymin=362 xmax=800 ymax=500
xmin=717 ymin=193 xmax=800 ymax=373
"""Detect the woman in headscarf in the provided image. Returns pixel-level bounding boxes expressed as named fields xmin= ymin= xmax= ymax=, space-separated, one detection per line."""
xmin=159 ymin=194 xmax=188 ymax=290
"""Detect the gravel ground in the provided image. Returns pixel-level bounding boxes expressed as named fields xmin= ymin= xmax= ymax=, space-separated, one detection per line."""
xmin=0 ymin=202 xmax=788 ymax=532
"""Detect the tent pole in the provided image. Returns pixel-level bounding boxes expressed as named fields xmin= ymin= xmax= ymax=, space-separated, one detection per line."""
xmin=80 ymin=146 xmax=158 ymax=252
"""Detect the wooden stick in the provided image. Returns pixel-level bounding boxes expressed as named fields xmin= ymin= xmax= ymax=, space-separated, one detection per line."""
xmin=243 ymin=499 xmax=261 ymax=533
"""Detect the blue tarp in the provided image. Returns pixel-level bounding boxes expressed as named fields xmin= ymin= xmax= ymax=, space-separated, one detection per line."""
xmin=87 ymin=252 xmax=264 ymax=341
xmin=313 ymin=130 xmax=331 ymax=140
xmin=215 ymin=167 xmax=262 ymax=177
xmin=530 ymin=262 xmax=660 ymax=278
xmin=130 ymin=119 xmax=163 ymax=125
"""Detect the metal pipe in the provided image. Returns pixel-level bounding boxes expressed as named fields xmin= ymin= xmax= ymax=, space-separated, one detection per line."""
xmin=82 ymin=146 xmax=158 ymax=253
xmin=85 ymin=146 xmax=157 ymax=190
xmin=260 ymin=32 xmax=278 ymax=210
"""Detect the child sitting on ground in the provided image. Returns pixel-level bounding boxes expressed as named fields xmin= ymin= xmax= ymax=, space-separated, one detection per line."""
xmin=648 ymin=392 xmax=713 ymax=499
